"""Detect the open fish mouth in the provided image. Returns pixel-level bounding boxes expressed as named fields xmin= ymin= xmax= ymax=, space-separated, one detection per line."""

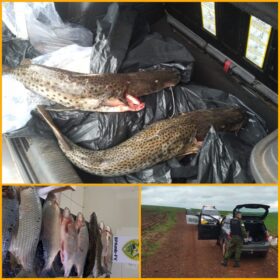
xmin=103 ymin=94 xmax=145 ymax=112
xmin=125 ymin=94 xmax=145 ymax=111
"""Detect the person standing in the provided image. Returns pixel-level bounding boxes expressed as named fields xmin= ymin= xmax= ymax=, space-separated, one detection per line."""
xmin=221 ymin=211 xmax=247 ymax=267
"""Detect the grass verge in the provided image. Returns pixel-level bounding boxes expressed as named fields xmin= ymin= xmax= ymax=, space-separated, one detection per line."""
xmin=142 ymin=205 xmax=185 ymax=260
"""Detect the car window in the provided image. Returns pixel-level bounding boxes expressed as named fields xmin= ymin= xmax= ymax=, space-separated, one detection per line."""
xmin=238 ymin=207 xmax=266 ymax=217
xmin=202 ymin=209 xmax=220 ymax=216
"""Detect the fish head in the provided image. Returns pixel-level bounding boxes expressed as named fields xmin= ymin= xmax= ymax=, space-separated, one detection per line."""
xmin=190 ymin=107 xmax=248 ymax=140
xmin=90 ymin=212 xmax=97 ymax=221
xmin=105 ymin=226 xmax=113 ymax=242
xmin=46 ymin=192 xmax=58 ymax=204
xmin=154 ymin=69 xmax=181 ymax=88
xmin=127 ymin=69 xmax=181 ymax=98
xmin=63 ymin=207 xmax=71 ymax=219
xmin=211 ymin=107 xmax=247 ymax=133
xmin=76 ymin=212 xmax=85 ymax=227
xmin=105 ymin=225 xmax=112 ymax=234
xmin=148 ymin=69 xmax=181 ymax=92
xmin=99 ymin=221 xmax=105 ymax=232
xmin=77 ymin=212 xmax=84 ymax=222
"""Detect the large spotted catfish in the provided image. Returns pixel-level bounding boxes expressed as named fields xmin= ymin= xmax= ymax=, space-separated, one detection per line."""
xmin=5 ymin=63 xmax=180 ymax=112
xmin=37 ymin=106 xmax=246 ymax=177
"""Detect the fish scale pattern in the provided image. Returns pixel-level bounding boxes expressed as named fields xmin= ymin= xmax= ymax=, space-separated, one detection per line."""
xmin=9 ymin=188 xmax=42 ymax=272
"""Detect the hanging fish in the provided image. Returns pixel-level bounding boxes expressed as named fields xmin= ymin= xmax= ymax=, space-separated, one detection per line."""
xmin=83 ymin=212 xmax=102 ymax=277
xmin=74 ymin=213 xmax=89 ymax=277
xmin=60 ymin=207 xmax=77 ymax=277
xmin=100 ymin=222 xmax=113 ymax=277
xmin=41 ymin=192 xmax=61 ymax=273
xmin=9 ymin=187 xmax=42 ymax=276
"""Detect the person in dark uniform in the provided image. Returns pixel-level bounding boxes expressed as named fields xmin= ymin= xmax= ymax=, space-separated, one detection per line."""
xmin=221 ymin=211 xmax=247 ymax=267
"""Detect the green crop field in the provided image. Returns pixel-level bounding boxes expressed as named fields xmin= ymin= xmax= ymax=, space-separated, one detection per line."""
xmin=265 ymin=212 xmax=278 ymax=236
xmin=142 ymin=205 xmax=185 ymax=259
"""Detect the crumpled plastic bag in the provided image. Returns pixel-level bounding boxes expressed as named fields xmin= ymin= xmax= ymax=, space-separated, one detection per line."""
xmin=197 ymin=127 xmax=254 ymax=183
xmin=2 ymin=24 xmax=40 ymax=68
xmin=2 ymin=2 xmax=93 ymax=54
xmin=32 ymin=44 xmax=92 ymax=73
xmin=4 ymin=3 xmax=267 ymax=183
xmin=90 ymin=3 xmax=138 ymax=73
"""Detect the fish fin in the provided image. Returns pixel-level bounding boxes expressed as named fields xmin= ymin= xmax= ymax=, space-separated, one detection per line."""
xmin=37 ymin=105 xmax=71 ymax=151
xmin=177 ymin=138 xmax=203 ymax=159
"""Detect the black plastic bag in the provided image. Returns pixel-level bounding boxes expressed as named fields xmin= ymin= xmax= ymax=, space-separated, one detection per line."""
xmin=6 ymin=3 xmax=267 ymax=183
xmin=2 ymin=24 xmax=40 ymax=67
xmin=197 ymin=127 xmax=254 ymax=183
xmin=90 ymin=3 xmax=138 ymax=73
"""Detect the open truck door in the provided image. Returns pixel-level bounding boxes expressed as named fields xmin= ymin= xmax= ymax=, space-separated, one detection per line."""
xmin=198 ymin=214 xmax=221 ymax=240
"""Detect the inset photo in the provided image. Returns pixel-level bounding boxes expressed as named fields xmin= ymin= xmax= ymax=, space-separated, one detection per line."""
xmin=142 ymin=186 xmax=278 ymax=278
xmin=2 ymin=186 xmax=139 ymax=278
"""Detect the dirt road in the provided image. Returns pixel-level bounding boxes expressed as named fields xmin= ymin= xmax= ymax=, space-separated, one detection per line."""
xmin=142 ymin=212 xmax=278 ymax=278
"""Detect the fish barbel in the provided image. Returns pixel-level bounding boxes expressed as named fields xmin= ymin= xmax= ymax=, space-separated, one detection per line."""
xmin=6 ymin=63 xmax=180 ymax=112
xmin=37 ymin=106 xmax=246 ymax=177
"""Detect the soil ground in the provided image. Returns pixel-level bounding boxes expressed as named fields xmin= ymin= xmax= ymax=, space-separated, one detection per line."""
xmin=142 ymin=212 xmax=278 ymax=278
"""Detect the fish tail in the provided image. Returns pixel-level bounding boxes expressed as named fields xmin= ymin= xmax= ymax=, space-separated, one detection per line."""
xmin=37 ymin=105 xmax=71 ymax=151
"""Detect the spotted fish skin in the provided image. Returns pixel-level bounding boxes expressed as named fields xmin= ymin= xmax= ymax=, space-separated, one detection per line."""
xmin=41 ymin=192 xmax=61 ymax=272
xmin=2 ymin=187 xmax=19 ymax=262
xmin=9 ymin=187 xmax=42 ymax=273
xmin=37 ymin=106 xmax=246 ymax=177
xmin=8 ymin=64 xmax=180 ymax=112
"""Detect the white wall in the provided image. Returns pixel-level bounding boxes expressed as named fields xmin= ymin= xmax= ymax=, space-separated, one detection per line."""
xmin=58 ymin=186 xmax=139 ymax=278
xmin=59 ymin=187 xmax=84 ymax=215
